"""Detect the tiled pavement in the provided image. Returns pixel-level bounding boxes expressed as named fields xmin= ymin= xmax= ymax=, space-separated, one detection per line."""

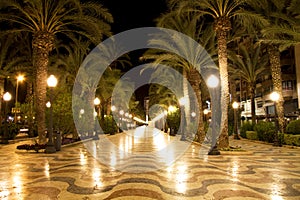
xmin=0 ymin=126 xmax=300 ymax=200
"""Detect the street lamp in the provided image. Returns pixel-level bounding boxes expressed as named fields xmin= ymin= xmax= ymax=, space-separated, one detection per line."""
xmin=109 ymin=105 xmax=117 ymax=134
xmin=14 ymin=75 xmax=24 ymax=123
xmin=232 ymin=101 xmax=240 ymax=140
xmin=168 ymin=105 xmax=177 ymax=135
xmin=191 ymin=112 xmax=196 ymax=118
xmin=94 ymin=97 xmax=100 ymax=117
xmin=179 ymin=97 xmax=187 ymax=141
xmin=1 ymin=92 xmax=11 ymax=144
xmin=111 ymin=105 xmax=116 ymax=112
xmin=119 ymin=109 xmax=124 ymax=132
xmin=207 ymin=75 xmax=220 ymax=155
xmin=203 ymin=108 xmax=209 ymax=122
xmin=168 ymin=105 xmax=176 ymax=113
xmin=270 ymin=91 xmax=281 ymax=146
xmin=45 ymin=75 xmax=57 ymax=153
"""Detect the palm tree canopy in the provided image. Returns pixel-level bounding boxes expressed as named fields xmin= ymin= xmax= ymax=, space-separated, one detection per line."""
xmin=229 ymin=41 xmax=269 ymax=85
xmin=0 ymin=0 xmax=113 ymax=44
xmin=170 ymin=0 xmax=269 ymax=32
xmin=247 ymin=0 xmax=299 ymax=48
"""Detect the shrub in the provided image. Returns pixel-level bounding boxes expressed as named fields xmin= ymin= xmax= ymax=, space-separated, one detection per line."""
xmin=0 ymin=123 xmax=20 ymax=140
xmin=166 ymin=110 xmax=180 ymax=134
xmin=240 ymin=121 xmax=254 ymax=138
xmin=286 ymin=120 xmax=300 ymax=135
xmin=246 ymin=131 xmax=258 ymax=140
xmin=284 ymin=134 xmax=300 ymax=146
xmin=254 ymin=121 xmax=276 ymax=143
xmin=100 ymin=115 xmax=118 ymax=134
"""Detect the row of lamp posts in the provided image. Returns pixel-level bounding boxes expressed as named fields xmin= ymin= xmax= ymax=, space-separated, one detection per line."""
xmin=44 ymin=75 xmax=58 ymax=153
xmin=0 ymin=73 xmax=282 ymax=152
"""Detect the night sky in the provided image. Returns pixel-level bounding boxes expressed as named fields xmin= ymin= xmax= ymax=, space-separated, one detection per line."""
xmin=101 ymin=0 xmax=168 ymax=102
xmin=102 ymin=0 xmax=167 ymax=33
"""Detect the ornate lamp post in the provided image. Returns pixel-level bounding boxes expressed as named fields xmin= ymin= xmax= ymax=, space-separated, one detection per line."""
xmin=119 ymin=109 xmax=124 ymax=132
xmin=207 ymin=75 xmax=220 ymax=155
xmin=191 ymin=111 xmax=196 ymax=119
xmin=203 ymin=108 xmax=209 ymax=122
xmin=270 ymin=91 xmax=281 ymax=146
xmin=1 ymin=92 xmax=11 ymax=144
xmin=179 ymin=97 xmax=187 ymax=141
xmin=94 ymin=97 xmax=100 ymax=117
xmin=111 ymin=105 xmax=116 ymax=133
xmin=45 ymin=75 xmax=57 ymax=153
xmin=14 ymin=75 xmax=24 ymax=123
xmin=232 ymin=101 xmax=240 ymax=140
xmin=168 ymin=105 xmax=177 ymax=135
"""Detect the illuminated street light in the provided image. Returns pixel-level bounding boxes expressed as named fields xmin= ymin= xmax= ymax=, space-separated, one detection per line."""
xmin=46 ymin=101 xmax=51 ymax=108
xmin=94 ymin=97 xmax=100 ymax=117
xmin=203 ymin=108 xmax=210 ymax=123
xmin=207 ymin=75 xmax=220 ymax=155
xmin=45 ymin=75 xmax=57 ymax=153
xmin=1 ymin=92 xmax=12 ymax=144
xmin=191 ymin=112 xmax=196 ymax=118
xmin=203 ymin=109 xmax=209 ymax=115
xmin=14 ymin=75 xmax=24 ymax=123
xmin=207 ymin=75 xmax=219 ymax=88
xmin=168 ymin=105 xmax=176 ymax=113
xmin=168 ymin=105 xmax=177 ymax=136
xmin=94 ymin=97 xmax=100 ymax=106
xmin=232 ymin=101 xmax=240 ymax=140
xmin=270 ymin=91 xmax=281 ymax=146
xmin=110 ymin=105 xmax=117 ymax=133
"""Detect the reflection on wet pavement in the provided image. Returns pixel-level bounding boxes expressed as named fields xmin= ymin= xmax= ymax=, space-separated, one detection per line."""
xmin=0 ymin=125 xmax=299 ymax=199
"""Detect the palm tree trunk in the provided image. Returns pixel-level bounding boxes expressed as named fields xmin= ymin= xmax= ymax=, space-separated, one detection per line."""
xmin=217 ymin=30 xmax=229 ymax=148
xmin=189 ymin=68 xmax=205 ymax=142
xmin=32 ymin=31 xmax=54 ymax=144
xmin=268 ymin=45 xmax=285 ymax=133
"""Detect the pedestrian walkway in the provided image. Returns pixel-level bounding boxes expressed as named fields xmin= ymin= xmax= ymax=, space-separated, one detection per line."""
xmin=0 ymin=126 xmax=299 ymax=199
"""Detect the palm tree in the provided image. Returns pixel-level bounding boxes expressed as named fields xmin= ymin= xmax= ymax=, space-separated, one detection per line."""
xmin=142 ymin=9 xmax=217 ymax=142
xmin=261 ymin=0 xmax=300 ymax=44
xmin=247 ymin=0 xmax=297 ymax=133
xmin=229 ymin=40 xmax=269 ymax=124
xmin=168 ymin=0 xmax=268 ymax=148
xmin=0 ymin=0 xmax=113 ymax=143
xmin=149 ymin=84 xmax=178 ymax=110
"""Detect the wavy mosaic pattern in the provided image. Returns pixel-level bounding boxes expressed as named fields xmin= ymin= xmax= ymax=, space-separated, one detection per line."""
xmin=0 ymin=127 xmax=299 ymax=199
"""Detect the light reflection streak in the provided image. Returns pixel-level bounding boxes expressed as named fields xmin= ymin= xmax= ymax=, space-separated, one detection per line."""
xmin=231 ymin=160 xmax=239 ymax=181
xmin=0 ymin=190 xmax=9 ymax=200
xmin=80 ymin=150 xmax=87 ymax=167
xmin=12 ymin=171 xmax=22 ymax=195
xmin=270 ymin=184 xmax=283 ymax=200
xmin=93 ymin=168 xmax=103 ymax=188
xmin=175 ymin=165 xmax=187 ymax=193
xmin=44 ymin=161 xmax=50 ymax=178
xmin=153 ymin=130 xmax=167 ymax=151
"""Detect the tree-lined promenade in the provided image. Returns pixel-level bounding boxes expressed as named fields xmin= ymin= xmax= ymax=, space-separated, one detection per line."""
xmin=0 ymin=0 xmax=300 ymax=150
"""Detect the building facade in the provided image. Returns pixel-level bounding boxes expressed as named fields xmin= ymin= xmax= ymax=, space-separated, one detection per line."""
xmin=239 ymin=45 xmax=300 ymax=122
